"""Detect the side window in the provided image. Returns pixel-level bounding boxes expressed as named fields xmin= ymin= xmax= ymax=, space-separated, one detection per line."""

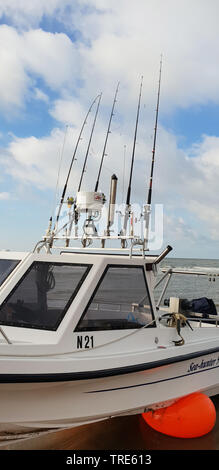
xmin=0 ymin=259 xmax=20 ymax=286
xmin=76 ymin=265 xmax=155 ymax=331
xmin=0 ymin=262 xmax=91 ymax=330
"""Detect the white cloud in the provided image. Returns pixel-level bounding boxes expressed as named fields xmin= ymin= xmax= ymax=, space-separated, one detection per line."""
xmin=0 ymin=25 xmax=80 ymax=111
xmin=0 ymin=25 xmax=31 ymax=110
xmin=33 ymin=88 xmax=49 ymax=103
xmin=0 ymin=0 xmax=70 ymax=28
xmin=1 ymin=1 xmax=219 ymax=116
xmin=0 ymin=192 xmax=10 ymax=200
xmin=164 ymin=214 xmax=198 ymax=245
xmin=22 ymin=29 xmax=79 ymax=90
xmin=1 ymin=118 xmax=219 ymax=252
xmin=2 ymin=129 xmax=68 ymax=189
xmin=180 ymin=136 xmax=219 ymax=240
xmin=49 ymin=98 xmax=87 ymax=126
xmin=2 ymin=1 xmax=219 ymax=254
xmin=60 ymin=0 xmax=219 ymax=110
xmin=2 ymin=1 xmax=219 ymax=115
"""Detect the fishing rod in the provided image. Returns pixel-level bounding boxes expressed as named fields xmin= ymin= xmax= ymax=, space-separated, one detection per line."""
xmin=44 ymin=126 xmax=69 ymax=241
xmin=53 ymin=94 xmax=101 ymax=233
xmin=94 ymin=82 xmax=120 ymax=193
xmin=126 ymin=75 xmax=143 ymax=206
xmin=64 ymin=93 xmax=102 ymax=247
xmin=78 ymin=93 xmax=102 ymax=192
xmin=144 ymin=55 xmax=163 ymax=250
xmin=121 ymin=75 xmax=143 ymax=245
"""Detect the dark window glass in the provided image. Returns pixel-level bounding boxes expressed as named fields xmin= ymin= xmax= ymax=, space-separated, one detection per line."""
xmin=76 ymin=266 xmax=155 ymax=331
xmin=0 ymin=259 xmax=20 ymax=287
xmin=0 ymin=262 xmax=91 ymax=330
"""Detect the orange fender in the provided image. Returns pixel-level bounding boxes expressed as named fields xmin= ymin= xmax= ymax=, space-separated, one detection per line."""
xmin=142 ymin=392 xmax=216 ymax=438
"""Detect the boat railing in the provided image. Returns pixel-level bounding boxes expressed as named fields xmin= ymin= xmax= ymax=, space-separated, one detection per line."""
xmin=185 ymin=315 xmax=219 ymax=327
xmin=155 ymin=268 xmax=219 ymax=310
xmin=155 ymin=268 xmax=173 ymax=309
xmin=34 ymin=235 xmax=146 ymax=258
xmin=159 ymin=311 xmax=219 ymax=328
xmin=156 ymin=267 xmax=219 ymax=328
xmin=89 ymin=302 xmax=150 ymax=314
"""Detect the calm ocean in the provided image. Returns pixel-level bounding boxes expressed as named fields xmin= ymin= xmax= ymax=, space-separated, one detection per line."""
xmin=156 ymin=257 xmax=219 ymax=305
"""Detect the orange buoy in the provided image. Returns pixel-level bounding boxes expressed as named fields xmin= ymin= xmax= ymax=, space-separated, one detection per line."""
xmin=142 ymin=392 xmax=216 ymax=438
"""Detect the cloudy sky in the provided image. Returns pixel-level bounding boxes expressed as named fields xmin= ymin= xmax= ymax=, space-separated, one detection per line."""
xmin=1 ymin=0 xmax=219 ymax=258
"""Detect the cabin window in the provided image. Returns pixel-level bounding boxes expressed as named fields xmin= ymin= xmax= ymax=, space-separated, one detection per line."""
xmin=76 ymin=265 xmax=155 ymax=331
xmin=0 ymin=259 xmax=20 ymax=287
xmin=0 ymin=262 xmax=91 ymax=330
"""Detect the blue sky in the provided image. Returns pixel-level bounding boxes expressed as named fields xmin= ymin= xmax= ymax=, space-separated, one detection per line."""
xmin=1 ymin=0 xmax=219 ymax=258
xmin=164 ymin=103 xmax=219 ymax=149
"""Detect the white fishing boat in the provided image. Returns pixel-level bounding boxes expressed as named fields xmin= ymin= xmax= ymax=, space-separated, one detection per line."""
xmin=0 ymin=61 xmax=219 ymax=435
xmin=1 ymin=245 xmax=219 ymax=434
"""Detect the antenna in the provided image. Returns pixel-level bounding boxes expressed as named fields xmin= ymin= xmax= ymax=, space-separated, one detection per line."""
xmin=144 ymin=55 xmax=163 ymax=250
xmin=78 ymin=93 xmax=102 ymax=192
xmin=54 ymin=94 xmax=101 ymax=232
xmin=94 ymin=82 xmax=120 ymax=192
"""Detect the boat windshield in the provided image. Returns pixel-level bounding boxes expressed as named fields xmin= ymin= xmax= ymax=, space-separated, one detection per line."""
xmin=0 ymin=261 xmax=91 ymax=330
xmin=76 ymin=265 xmax=155 ymax=331
xmin=0 ymin=259 xmax=20 ymax=287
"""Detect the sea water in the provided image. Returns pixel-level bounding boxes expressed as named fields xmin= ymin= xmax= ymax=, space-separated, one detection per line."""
xmin=156 ymin=257 xmax=219 ymax=306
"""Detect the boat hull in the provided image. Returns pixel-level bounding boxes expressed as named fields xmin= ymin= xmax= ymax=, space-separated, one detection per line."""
xmin=1 ymin=349 xmax=219 ymax=432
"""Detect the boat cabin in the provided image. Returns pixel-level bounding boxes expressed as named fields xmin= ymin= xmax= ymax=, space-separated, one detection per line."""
xmin=0 ymin=250 xmax=158 ymax=350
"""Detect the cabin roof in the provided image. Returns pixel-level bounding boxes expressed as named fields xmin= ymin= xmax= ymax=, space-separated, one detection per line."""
xmin=0 ymin=250 xmax=158 ymax=264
